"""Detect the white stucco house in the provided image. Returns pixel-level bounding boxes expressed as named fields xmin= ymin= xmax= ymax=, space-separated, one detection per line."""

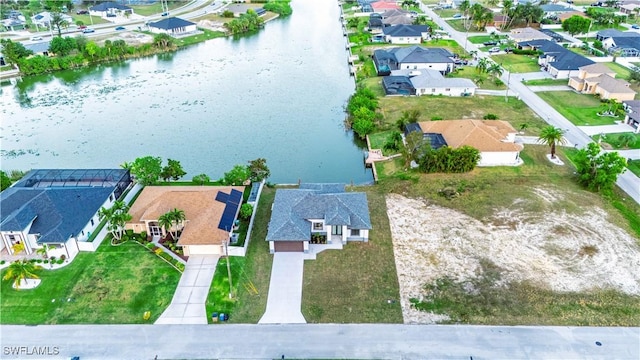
xmin=373 ymin=46 xmax=455 ymax=76
xmin=148 ymin=17 xmax=197 ymax=36
xmin=0 ymin=169 xmax=132 ymax=260
xmin=382 ymin=24 xmax=430 ymax=44
xmin=408 ymin=120 xmax=524 ymax=166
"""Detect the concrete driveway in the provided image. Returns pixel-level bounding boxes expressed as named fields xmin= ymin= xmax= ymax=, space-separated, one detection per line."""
xmin=155 ymin=255 xmax=219 ymax=324
xmin=259 ymin=252 xmax=306 ymax=324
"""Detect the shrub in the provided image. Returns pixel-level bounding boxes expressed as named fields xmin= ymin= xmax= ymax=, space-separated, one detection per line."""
xmin=60 ymin=254 xmax=66 ymax=261
xmin=239 ymin=203 xmax=253 ymax=220
xmin=494 ymin=79 xmax=504 ymax=86
xmin=222 ymin=10 xmax=234 ymax=17
xmin=431 ymin=116 xmax=443 ymax=120
xmin=483 ymin=113 xmax=499 ymax=120
xmin=154 ymin=248 xmax=163 ymax=255
xmin=0 ymin=260 xmax=5 ymax=265
xmin=44 ymin=260 xmax=49 ymax=264
xmin=36 ymin=259 xmax=42 ymax=263
xmin=57 ymin=259 xmax=64 ymax=264
xmin=49 ymin=256 xmax=56 ymax=262
xmin=146 ymin=242 xmax=155 ymax=249
xmin=176 ymin=263 xmax=186 ymax=272
xmin=140 ymin=231 xmax=147 ymax=239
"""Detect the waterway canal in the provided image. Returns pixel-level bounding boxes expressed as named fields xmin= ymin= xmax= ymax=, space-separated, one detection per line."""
xmin=0 ymin=0 xmax=373 ymax=184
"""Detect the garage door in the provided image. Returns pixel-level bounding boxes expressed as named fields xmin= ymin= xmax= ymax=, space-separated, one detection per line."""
xmin=185 ymin=245 xmax=222 ymax=255
xmin=274 ymin=241 xmax=304 ymax=252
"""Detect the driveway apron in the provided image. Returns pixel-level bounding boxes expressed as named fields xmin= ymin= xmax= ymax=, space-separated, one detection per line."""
xmin=259 ymin=252 xmax=306 ymax=324
xmin=155 ymin=255 xmax=219 ymax=324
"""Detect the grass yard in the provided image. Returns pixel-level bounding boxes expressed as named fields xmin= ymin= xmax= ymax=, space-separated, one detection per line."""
xmin=376 ymin=95 xmax=548 ymax=135
xmin=422 ymin=39 xmax=466 ymax=56
xmin=302 ymin=189 xmax=403 ymax=323
xmin=522 ymin=78 xmax=570 ymax=86
xmin=448 ymin=66 xmax=506 ymax=90
xmin=467 ymin=35 xmax=505 ymax=44
xmin=537 ymin=91 xmax=620 ymax=126
xmin=0 ymin=241 xmax=180 ymax=324
xmin=219 ymin=187 xmax=275 ymax=323
xmin=129 ymin=1 xmax=185 ymax=16
xmin=71 ymin=14 xmax=109 ymax=26
xmin=433 ymin=9 xmax=460 ymax=18
xmin=604 ymin=62 xmax=631 ymax=79
xmin=491 ymin=54 xmax=541 ymax=73
xmin=369 ymin=130 xmax=400 ymax=156
xmin=628 ymin=159 xmax=640 ymax=177
xmin=175 ymin=29 xmax=226 ymax=47
xmin=593 ymin=132 xmax=640 ymax=150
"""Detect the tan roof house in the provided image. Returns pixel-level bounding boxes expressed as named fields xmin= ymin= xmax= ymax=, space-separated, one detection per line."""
xmin=126 ymin=186 xmax=244 ymax=256
xmin=568 ymin=63 xmax=637 ymax=101
xmin=558 ymin=11 xmax=589 ymax=22
xmin=414 ymin=120 xmax=523 ymax=166
xmin=509 ymin=27 xmax=552 ymax=42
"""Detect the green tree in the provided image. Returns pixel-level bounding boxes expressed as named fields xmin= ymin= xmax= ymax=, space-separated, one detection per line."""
xmin=98 ymin=200 xmax=132 ymax=243
xmin=537 ymin=126 xmax=566 ymax=159
xmin=248 ymin=158 xmax=270 ymax=182
xmin=129 ymin=156 xmax=163 ymax=186
xmin=239 ymin=203 xmax=253 ymax=220
xmin=49 ymin=36 xmax=76 ymax=56
xmin=351 ymin=106 xmax=376 ymax=138
xmin=401 ymin=131 xmax=427 ymax=169
xmin=574 ymin=142 xmax=627 ymax=192
xmin=475 ymin=57 xmax=490 ymax=73
xmin=223 ymin=165 xmax=250 ymax=185
xmin=160 ymin=158 xmax=186 ymax=182
xmin=192 ymin=173 xmax=211 ymax=185
xmin=50 ymin=11 xmax=68 ymax=37
xmin=1 ymin=170 xmax=12 ymax=191
xmin=628 ymin=66 xmax=640 ymax=82
xmin=159 ymin=208 xmax=186 ymax=240
xmin=153 ymin=33 xmax=175 ymax=49
xmin=0 ymin=39 xmax=33 ymax=66
xmin=2 ymin=260 xmax=42 ymax=289
xmin=396 ymin=109 xmax=420 ymax=130
xmin=383 ymin=130 xmax=404 ymax=152
xmin=487 ymin=62 xmax=503 ymax=80
xmin=158 ymin=212 xmax=175 ymax=240
xmin=562 ymin=16 xmax=591 ymax=36
xmin=85 ymin=41 xmax=99 ymax=59
xmin=618 ymin=133 xmax=637 ymax=148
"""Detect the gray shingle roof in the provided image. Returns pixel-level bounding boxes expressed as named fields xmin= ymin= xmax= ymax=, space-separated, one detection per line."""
xmin=266 ymin=184 xmax=371 ymax=242
xmin=90 ymin=2 xmax=132 ymax=11
xmin=518 ymin=39 xmax=594 ymax=70
xmin=383 ymin=24 xmax=429 ymax=37
xmin=149 ymin=17 xmax=195 ymax=30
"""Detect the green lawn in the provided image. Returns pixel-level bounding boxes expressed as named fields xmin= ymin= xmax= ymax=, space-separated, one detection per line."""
xmin=218 ymin=187 xmax=275 ymax=323
xmin=376 ymin=95 xmax=549 ymax=136
xmin=302 ymin=189 xmax=403 ymax=323
xmin=369 ymin=130 xmax=399 ymax=154
xmin=70 ymin=14 xmax=109 ymax=26
xmin=467 ymin=35 xmax=506 ymax=44
xmin=129 ymin=1 xmax=185 ymax=16
xmin=604 ymin=62 xmax=632 ymax=79
xmin=627 ymin=159 xmax=640 ymax=177
xmin=491 ymin=54 xmax=541 ymax=73
xmin=522 ymin=78 xmax=570 ymax=86
xmin=0 ymin=241 xmax=180 ymax=324
xmin=447 ymin=66 xmax=506 ymax=90
xmin=593 ymin=132 xmax=640 ymax=150
xmin=433 ymin=9 xmax=460 ymax=18
xmin=537 ymin=91 xmax=620 ymax=126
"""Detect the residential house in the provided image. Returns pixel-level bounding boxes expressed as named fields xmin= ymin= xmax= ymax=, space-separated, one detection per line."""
xmin=540 ymin=29 xmax=565 ymax=43
xmin=30 ymin=12 xmax=73 ymax=28
xmin=266 ymin=184 xmax=371 ymax=253
xmin=373 ymin=45 xmax=455 ymax=75
xmin=148 ymin=17 xmax=197 ymax=36
xmin=518 ymin=39 xmax=594 ymax=78
xmin=596 ymin=30 xmax=640 ymax=56
xmin=382 ymin=24 xmax=430 ymax=44
xmin=383 ymin=69 xmax=477 ymax=96
xmin=368 ymin=13 xmax=384 ymax=33
xmin=0 ymin=169 xmax=132 ymax=259
xmin=24 ymin=42 xmax=51 ymax=57
xmin=89 ymin=2 xmax=134 ymax=17
xmin=407 ymin=120 xmax=524 ymax=166
xmin=558 ymin=11 xmax=589 ymax=23
xmin=226 ymin=4 xmax=265 ymax=17
xmin=620 ymin=3 xmax=640 ymax=14
xmin=541 ymin=4 xmax=574 ymax=17
xmin=509 ymin=27 xmax=552 ymax=42
xmin=371 ymin=0 xmax=401 ymax=12
xmin=126 ymin=186 xmax=244 ymax=256
xmin=622 ymin=100 xmax=640 ymax=132
xmin=492 ymin=15 xmax=508 ymax=29
xmin=568 ymin=63 xmax=637 ymax=101
xmin=2 ymin=11 xmax=26 ymax=31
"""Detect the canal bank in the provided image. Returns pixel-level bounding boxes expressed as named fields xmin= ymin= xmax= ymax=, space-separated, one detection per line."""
xmin=0 ymin=0 xmax=373 ymax=184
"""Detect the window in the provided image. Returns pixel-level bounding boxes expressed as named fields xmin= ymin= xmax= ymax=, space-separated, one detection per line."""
xmin=313 ymin=222 xmax=323 ymax=231
xmin=109 ymin=194 xmax=114 ymax=201
xmin=445 ymin=88 xmax=450 ymax=92
xmin=350 ymin=229 xmax=360 ymax=237
xmin=431 ymin=88 xmax=435 ymax=92
xmin=82 ymin=231 xmax=85 ymax=236
xmin=91 ymin=219 xmax=94 ymax=226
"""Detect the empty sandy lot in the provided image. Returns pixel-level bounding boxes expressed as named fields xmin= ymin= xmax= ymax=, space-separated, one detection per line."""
xmin=386 ymin=192 xmax=640 ymax=324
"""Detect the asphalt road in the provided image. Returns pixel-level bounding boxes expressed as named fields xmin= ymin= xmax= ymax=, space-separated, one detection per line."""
xmin=1 ymin=324 xmax=638 ymax=359
xmin=421 ymin=5 xmax=640 ymax=203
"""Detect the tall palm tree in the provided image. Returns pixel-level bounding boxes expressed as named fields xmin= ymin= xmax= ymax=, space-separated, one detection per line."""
xmin=169 ymin=208 xmax=186 ymax=237
xmin=618 ymin=133 xmax=636 ymax=148
xmin=3 ymin=260 xmax=42 ymax=289
xmin=487 ymin=63 xmax=504 ymax=79
xmin=537 ymin=126 xmax=566 ymax=159
xmin=476 ymin=57 xmax=490 ymax=73
xmin=98 ymin=200 xmax=131 ymax=243
xmin=158 ymin=212 xmax=174 ymax=240
xmin=459 ymin=0 xmax=471 ymax=29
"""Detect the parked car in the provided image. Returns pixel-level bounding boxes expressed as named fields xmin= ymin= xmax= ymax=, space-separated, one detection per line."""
xmin=566 ymin=0 xmax=573 ymax=3
xmin=483 ymin=41 xmax=498 ymax=46
xmin=115 ymin=26 xmax=125 ymax=30
xmin=488 ymin=47 xmax=501 ymax=53
xmin=161 ymin=12 xmax=169 ymax=16
xmin=106 ymin=13 xmax=116 ymax=17
xmin=82 ymin=28 xmax=95 ymax=33
xmin=78 ymin=25 xmax=87 ymax=29
xmin=452 ymin=13 xmax=462 ymax=18
xmin=76 ymin=10 xmax=88 ymax=15
xmin=633 ymin=24 xmax=640 ymax=29
xmin=30 ymin=36 xmax=43 ymax=41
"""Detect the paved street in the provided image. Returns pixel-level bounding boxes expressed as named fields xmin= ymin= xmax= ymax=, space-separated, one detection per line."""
xmin=1 ymin=324 xmax=638 ymax=359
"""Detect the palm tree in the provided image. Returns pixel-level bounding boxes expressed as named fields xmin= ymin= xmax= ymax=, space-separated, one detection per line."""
xmin=459 ymin=0 xmax=471 ymax=29
xmin=36 ymin=244 xmax=49 ymax=259
xmin=537 ymin=126 xmax=566 ymax=159
xmin=3 ymin=260 xmax=42 ymax=289
xmin=487 ymin=63 xmax=504 ymax=79
xmin=618 ymin=133 xmax=637 ymax=148
xmin=169 ymin=208 xmax=186 ymax=237
xmin=476 ymin=58 xmax=490 ymax=73
xmin=500 ymin=0 xmax=514 ymax=30
xmin=158 ymin=212 xmax=174 ymax=240
xmin=50 ymin=12 xmax=68 ymax=37
xmin=98 ymin=200 xmax=132 ymax=243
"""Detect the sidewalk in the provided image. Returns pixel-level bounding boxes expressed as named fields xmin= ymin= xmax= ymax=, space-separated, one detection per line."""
xmin=578 ymin=123 xmax=637 ymax=136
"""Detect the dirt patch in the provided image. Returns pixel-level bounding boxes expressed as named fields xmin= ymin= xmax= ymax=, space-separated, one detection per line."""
xmin=385 ymin=193 xmax=640 ymax=324
xmin=97 ymin=31 xmax=154 ymax=46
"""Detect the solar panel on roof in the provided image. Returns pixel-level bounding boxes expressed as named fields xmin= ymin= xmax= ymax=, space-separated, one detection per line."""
xmin=217 ymin=189 xmax=244 ymax=231
xmin=229 ymin=189 xmax=242 ymax=205
xmin=215 ymin=191 xmax=229 ymax=203
xmin=423 ymin=133 xmax=447 ymax=149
